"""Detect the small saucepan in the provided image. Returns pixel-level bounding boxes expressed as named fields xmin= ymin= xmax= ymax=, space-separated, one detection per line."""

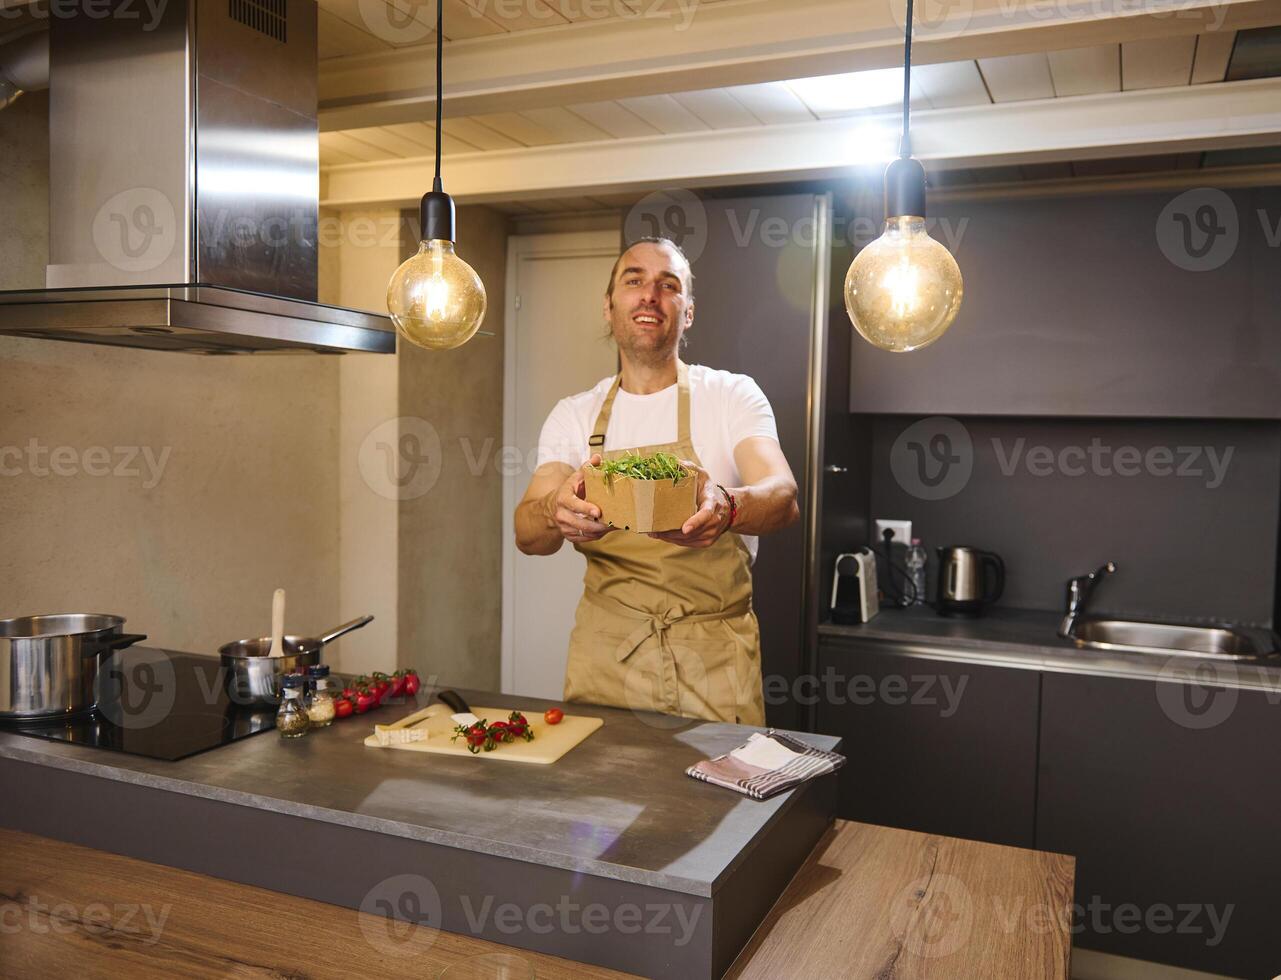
xmin=219 ymin=615 xmax=373 ymax=705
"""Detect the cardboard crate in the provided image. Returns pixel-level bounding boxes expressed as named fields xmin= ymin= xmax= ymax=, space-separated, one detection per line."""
xmin=582 ymin=468 xmax=697 ymax=533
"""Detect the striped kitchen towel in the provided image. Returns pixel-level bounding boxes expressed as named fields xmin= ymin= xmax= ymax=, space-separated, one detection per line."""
xmin=685 ymin=730 xmax=845 ymax=800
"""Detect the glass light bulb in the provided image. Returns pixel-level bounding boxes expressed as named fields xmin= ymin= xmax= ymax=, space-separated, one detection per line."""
xmin=844 ymin=216 xmax=963 ymax=353
xmin=387 ymin=239 xmax=487 ymax=351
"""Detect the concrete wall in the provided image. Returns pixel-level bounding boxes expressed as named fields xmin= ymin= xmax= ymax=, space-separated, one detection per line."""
xmin=0 ymin=93 xmax=341 ymax=655
xmin=398 ymin=205 xmax=509 ymax=689
xmin=0 ymin=95 xmax=509 ymax=683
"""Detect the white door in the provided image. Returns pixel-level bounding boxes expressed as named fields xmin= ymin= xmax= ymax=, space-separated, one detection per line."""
xmin=502 ymin=230 xmax=620 ymax=697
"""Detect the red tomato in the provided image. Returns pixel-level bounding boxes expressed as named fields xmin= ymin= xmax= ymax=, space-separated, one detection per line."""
xmin=403 ymin=671 xmax=421 ymax=697
xmin=334 ymin=698 xmax=355 ymax=720
xmin=355 ymin=690 xmax=377 ymax=713
xmin=544 ymin=708 xmax=564 ymax=726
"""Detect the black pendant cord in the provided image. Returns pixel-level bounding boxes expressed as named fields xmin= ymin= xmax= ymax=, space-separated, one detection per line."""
xmin=900 ymin=0 xmax=913 ymax=159
xmin=434 ymin=0 xmax=443 ymax=192
xmin=883 ymin=0 xmax=926 ymax=219
xmin=419 ymin=0 xmax=456 ymax=241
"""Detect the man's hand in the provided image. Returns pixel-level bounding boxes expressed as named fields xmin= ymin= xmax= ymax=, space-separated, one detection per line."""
xmin=549 ymin=454 xmax=615 ymax=543
xmin=649 ymin=460 xmax=730 ymax=549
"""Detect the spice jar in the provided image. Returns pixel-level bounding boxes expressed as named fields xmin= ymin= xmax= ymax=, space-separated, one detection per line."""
xmin=305 ymin=665 xmax=336 ymax=728
xmin=276 ymin=674 xmax=310 ymax=739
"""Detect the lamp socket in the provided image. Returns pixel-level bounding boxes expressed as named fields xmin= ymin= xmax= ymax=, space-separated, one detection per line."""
xmin=874 ymin=519 xmax=913 ymax=547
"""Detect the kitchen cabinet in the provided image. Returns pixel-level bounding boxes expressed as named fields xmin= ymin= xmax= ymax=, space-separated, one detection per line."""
xmin=842 ymin=186 xmax=1281 ymax=419
xmin=815 ymin=635 xmax=1040 ymax=848
xmin=1037 ymin=671 xmax=1281 ymax=979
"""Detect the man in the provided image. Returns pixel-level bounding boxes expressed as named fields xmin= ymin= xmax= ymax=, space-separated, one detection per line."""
xmin=514 ymin=237 xmax=799 ymax=725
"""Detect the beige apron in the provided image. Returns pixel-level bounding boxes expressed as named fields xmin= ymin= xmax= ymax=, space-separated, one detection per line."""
xmin=563 ymin=361 xmax=766 ymax=726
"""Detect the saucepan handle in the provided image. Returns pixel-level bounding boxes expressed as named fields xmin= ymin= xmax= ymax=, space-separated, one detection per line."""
xmin=87 ymin=633 xmax=148 ymax=656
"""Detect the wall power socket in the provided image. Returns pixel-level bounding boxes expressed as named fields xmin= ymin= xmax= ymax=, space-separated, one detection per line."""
xmin=874 ymin=519 xmax=913 ymax=547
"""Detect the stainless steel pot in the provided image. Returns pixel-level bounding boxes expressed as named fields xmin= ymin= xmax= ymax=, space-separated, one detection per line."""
xmin=0 ymin=614 xmax=147 ymax=719
xmin=218 ymin=615 xmax=373 ymax=704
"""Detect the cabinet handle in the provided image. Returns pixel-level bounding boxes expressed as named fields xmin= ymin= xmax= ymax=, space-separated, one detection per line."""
xmin=824 ymin=464 xmax=849 ymax=474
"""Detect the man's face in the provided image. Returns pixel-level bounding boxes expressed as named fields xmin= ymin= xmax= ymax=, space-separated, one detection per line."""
xmin=603 ymin=242 xmax=694 ymax=363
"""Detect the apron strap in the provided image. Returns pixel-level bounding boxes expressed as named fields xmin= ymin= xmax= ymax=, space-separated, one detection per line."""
xmin=587 ymin=361 xmax=691 ymax=450
xmin=587 ymin=375 xmax=622 ymax=449
xmin=676 ymin=360 xmax=692 ymax=445
xmin=585 ymin=589 xmax=752 ymax=663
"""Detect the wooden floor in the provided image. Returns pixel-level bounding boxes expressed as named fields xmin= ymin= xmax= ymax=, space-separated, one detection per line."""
xmin=0 ymin=821 xmax=1073 ymax=979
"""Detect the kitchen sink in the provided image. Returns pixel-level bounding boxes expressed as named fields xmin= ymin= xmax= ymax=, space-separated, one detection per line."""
xmin=1067 ymin=619 xmax=1279 ymax=661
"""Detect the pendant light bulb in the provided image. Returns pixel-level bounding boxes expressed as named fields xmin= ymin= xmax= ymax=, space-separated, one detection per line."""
xmin=844 ymin=211 xmax=963 ymax=352
xmin=845 ymin=0 xmax=963 ymax=352
xmin=388 ymin=237 xmax=486 ymax=351
xmin=384 ymin=0 xmax=485 ymax=351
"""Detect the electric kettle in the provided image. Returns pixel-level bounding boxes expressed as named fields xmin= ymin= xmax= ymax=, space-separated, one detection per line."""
xmin=936 ymin=546 xmax=1005 ymax=616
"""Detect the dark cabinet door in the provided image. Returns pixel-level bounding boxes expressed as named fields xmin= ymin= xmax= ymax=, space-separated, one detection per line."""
xmin=675 ymin=193 xmax=826 ymax=732
xmin=815 ymin=638 xmax=1040 ymax=848
xmin=1037 ymin=671 xmax=1280 ymax=978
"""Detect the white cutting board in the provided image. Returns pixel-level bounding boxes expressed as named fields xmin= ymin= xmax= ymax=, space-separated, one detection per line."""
xmin=363 ymin=703 xmax=603 ymax=765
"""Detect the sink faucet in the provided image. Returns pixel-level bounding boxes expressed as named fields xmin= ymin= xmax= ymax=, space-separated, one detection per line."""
xmin=1059 ymin=561 xmax=1117 ymax=637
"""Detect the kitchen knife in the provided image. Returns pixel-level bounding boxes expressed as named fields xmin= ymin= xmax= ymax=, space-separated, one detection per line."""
xmin=436 ymin=689 xmax=480 ymax=728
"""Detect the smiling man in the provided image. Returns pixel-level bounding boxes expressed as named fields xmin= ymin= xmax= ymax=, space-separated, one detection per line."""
xmin=514 ymin=237 xmax=799 ymax=725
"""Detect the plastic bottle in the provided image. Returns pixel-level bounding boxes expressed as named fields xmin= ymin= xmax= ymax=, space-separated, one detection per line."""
xmin=906 ymin=538 xmax=928 ymax=606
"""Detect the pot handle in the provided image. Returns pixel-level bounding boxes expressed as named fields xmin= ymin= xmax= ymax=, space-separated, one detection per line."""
xmin=317 ymin=615 xmax=375 ymax=646
xmin=88 ymin=633 xmax=148 ymax=657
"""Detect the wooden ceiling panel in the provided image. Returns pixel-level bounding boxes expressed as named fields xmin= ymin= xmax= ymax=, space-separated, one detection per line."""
xmin=1047 ymin=45 xmax=1120 ymax=97
xmin=978 ymin=53 xmax=1056 ymax=102
xmin=440 ymin=117 xmax=524 ymax=150
xmin=723 ymin=83 xmax=816 ymax=125
xmin=1191 ymin=31 xmax=1238 ymax=84
xmin=671 ymin=89 xmax=761 ymax=129
xmin=1121 ymin=35 xmax=1196 ymax=89
xmin=616 ymin=94 xmax=711 ymax=134
xmin=518 ymin=106 xmax=612 ymax=142
xmin=910 ymin=61 xmax=991 ymax=108
xmin=565 ymin=101 xmax=661 ymax=139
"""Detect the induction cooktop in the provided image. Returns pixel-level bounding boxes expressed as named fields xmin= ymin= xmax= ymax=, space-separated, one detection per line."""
xmin=1 ymin=651 xmax=278 ymax=761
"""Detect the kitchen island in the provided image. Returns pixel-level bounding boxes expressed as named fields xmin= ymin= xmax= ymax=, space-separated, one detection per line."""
xmin=1 ymin=818 xmax=1075 ymax=978
xmin=0 ymin=652 xmax=837 ymax=979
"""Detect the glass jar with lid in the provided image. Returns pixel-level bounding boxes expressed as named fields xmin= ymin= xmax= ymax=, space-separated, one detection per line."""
xmin=304 ymin=665 xmax=337 ymax=728
xmin=276 ymin=674 xmax=310 ymax=739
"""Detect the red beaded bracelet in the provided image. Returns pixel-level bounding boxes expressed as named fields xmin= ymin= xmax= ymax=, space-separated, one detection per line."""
xmin=716 ymin=484 xmax=738 ymax=529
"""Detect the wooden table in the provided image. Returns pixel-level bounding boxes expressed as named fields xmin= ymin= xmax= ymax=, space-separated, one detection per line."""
xmin=0 ymin=821 xmax=1073 ymax=979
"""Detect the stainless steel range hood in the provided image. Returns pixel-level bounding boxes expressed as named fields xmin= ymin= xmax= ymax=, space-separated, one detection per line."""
xmin=0 ymin=1 xmax=394 ymax=354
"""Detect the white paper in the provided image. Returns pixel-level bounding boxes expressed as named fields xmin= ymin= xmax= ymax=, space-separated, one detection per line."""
xmin=730 ymin=733 xmax=803 ymax=771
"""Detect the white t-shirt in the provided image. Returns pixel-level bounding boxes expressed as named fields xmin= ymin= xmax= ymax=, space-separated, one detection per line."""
xmin=536 ymin=364 xmax=780 ymax=561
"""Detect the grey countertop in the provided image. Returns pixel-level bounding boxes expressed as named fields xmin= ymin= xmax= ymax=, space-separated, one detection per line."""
xmin=819 ymin=606 xmax=1281 ymax=693
xmin=0 ymin=658 xmax=840 ymax=898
